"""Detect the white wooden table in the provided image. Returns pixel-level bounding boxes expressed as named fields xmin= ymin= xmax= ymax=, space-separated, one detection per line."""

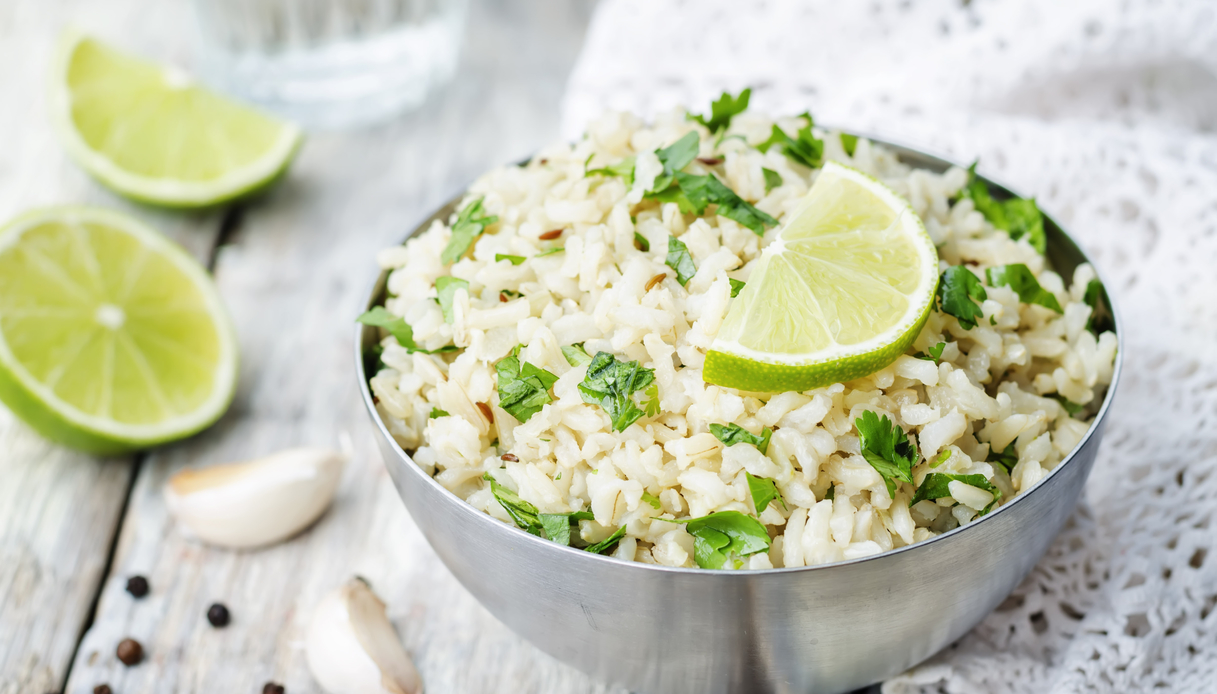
xmin=0 ymin=1 xmax=629 ymax=692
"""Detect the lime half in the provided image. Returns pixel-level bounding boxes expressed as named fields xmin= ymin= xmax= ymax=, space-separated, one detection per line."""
xmin=0 ymin=207 xmax=238 ymax=453
xmin=51 ymin=32 xmax=302 ymax=208
xmin=704 ymin=162 xmax=938 ymax=392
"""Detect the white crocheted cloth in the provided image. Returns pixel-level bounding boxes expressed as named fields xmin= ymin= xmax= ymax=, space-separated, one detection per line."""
xmin=559 ymin=1 xmax=1217 ymax=691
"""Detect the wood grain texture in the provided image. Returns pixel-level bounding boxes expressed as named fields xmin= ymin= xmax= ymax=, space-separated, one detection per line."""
xmin=0 ymin=1 xmax=223 ymax=691
xmin=62 ymin=2 xmax=620 ymax=692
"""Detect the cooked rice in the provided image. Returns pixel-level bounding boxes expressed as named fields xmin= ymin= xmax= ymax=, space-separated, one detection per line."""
xmin=368 ymin=108 xmax=1118 ymax=569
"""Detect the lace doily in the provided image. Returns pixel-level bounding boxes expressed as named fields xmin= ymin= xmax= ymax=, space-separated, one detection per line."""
xmin=559 ymin=1 xmax=1217 ymax=691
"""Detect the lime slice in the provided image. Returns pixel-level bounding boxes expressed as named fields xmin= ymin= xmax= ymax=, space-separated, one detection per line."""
xmin=51 ymin=32 xmax=302 ymax=208
xmin=0 ymin=207 xmax=238 ymax=453
xmin=704 ymin=161 xmax=938 ymax=392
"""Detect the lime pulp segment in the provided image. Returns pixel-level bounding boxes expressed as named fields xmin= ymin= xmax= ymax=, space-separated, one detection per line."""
xmin=0 ymin=207 xmax=238 ymax=453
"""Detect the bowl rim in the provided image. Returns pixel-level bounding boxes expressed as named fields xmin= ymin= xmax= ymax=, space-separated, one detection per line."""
xmin=355 ymin=128 xmax=1124 ymax=575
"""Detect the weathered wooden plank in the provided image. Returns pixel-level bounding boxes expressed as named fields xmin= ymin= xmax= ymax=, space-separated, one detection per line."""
xmin=0 ymin=1 xmax=225 ymax=692
xmin=64 ymin=2 xmax=621 ymax=692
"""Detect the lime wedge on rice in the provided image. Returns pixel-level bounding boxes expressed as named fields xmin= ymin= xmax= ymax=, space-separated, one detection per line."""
xmin=704 ymin=161 xmax=939 ymax=393
xmin=51 ymin=32 xmax=302 ymax=208
xmin=0 ymin=207 xmax=238 ymax=454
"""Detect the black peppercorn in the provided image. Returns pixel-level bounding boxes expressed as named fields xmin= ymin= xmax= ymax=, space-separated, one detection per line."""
xmin=206 ymin=603 xmax=230 ymax=627
xmin=116 ymin=638 xmax=143 ymax=666
xmin=125 ymin=575 xmax=149 ymax=598
xmin=262 ymin=683 xmax=285 ymax=694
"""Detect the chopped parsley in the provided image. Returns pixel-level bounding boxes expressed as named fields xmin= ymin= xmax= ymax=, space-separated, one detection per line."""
xmin=435 ymin=276 xmax=468 ymax=324
xmin=936 ymin=266 xmax=988 ymax=330
xmin=855 ymin=410 xmax=917 ymax=498
xmin=633 ymin=231 xmax=650 ymax=252
xmin=584 ymin=525 xmax=628 ymax=555
xmin=665 ymin=511 xmax=771 ymax=569
xmin=642 ymin=382 xmax=660 ymax=417
xmin=1083 ymin=278 xmax=1114 ymax=334
xmin=647 ymin=132 xmax=778 ymax=236
xmin=910 ymin=472 xmax=1001 ymax=514
xmin=585 ymin=155 xmax=636 ymax=186
xmin=762 ymin=167 xmax=782 ymax=193
xmin=536 ymin=247 xmax=564 ymax=257
xmin=746 ymin=472 xmax=786 ymax=514
xmin=496 ymin=346 xmax=558 ymax=423
xmin=931 ymin=449 xmax=951 ymax=468
xmin=356 ymin=307 xmax=457 ymax=354
xmin=709 ymin=422 xmax=772 ymax=455
xmin=429 ymin=407 xmax=449 ymax=418
xmin=959 ymin=163 xmax=1046 ymax=254
xmin=641 ymin=491 xmax=662 ymax=510
xmin=561 ymin=343 xmax=593 ymax=367
xmin=914 ymin=341 xmax=947 ymax=362
xmin=824 ymin=485 xmax=836 ymax=501
xmin=441 ymin=197 xmax=498 ymax=264
xmin=578 ymin=352 xmax=656 ymax=432
xmin=729 ymin=278 xmax=745 ymax=297
xmin=987 ymin=443 xmax=1018 ymax=474
xmin=986 ymin=264 xmax=1063 ymax=313
xmin=1049 ymin=393 xmax=1084 ymax=416
xmin=840 ymin=132 xmax=859 ymax=157
xmin=688 ymin=88 xmax=751 ymax=134
xmin=666 ymin=236 xmax=698 ymax=286
xmin=757 ymin=112 xmax=823 ymax=168
xmin=651 ymin=132 xmax=701 ymax=193
xmin=495 ymin=254 xmax=526 ymax=265
xmin=483 ymin=472 xmax=595 ymax=546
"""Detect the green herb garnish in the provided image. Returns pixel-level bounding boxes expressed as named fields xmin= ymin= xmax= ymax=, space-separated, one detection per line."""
xmin=642 ymin=382 xmax=660 ymax=417
xmin=746 ymin=472 xmax=786 ymax=514
xmin=840 ymin=132 xmax=859 ymax=156
xmin=578 ymin=352 xmax=657 ymax=432
xmin=936 ymin=266 xmax=988 ymax=330
xmin=664 ymin=511 xmax=771 ymax=569
xmin=666 ymin=236 xmax=698 ymax=286
xmin=688 ymin=88 xmax=751 ymax=134
xmin=930 ymin=449 xmax=951 ymax=468
xmin=987 ymin=443 xmax=1018 ymax=474
xmin=1049 ymin=393 xmax=1084 ymax=416
xmin=483 ymin=472 xmax=594 ymax=546
xmin=496 ymin=347 xmax=558 ymax=423
xmin=959 ymin=163 xmax=1046 ymax=254
xmin=914 ymin=341 xmax=947 ymax=362
xmin=757 ymin=112 xmax=823 ymax=168
xmin=910 ymin=472 xmax=1002 ymax=514
xmin=641 ymin=491 xmax=662 ymax=510
xmin=495 ymin=254 xmax=526 ymax=266
xmin=429 ymin=407 xmax=449 ymax=418
xmin=435 ymin=276 xmax=468 ymax=324
xmin=986 ymin=264 xmax=1063 ymax=313
xmin=584 ymin=525 xmax=628 ymax=555
xmin=561 ymin=343 xmax=593 ymax=367
xmin=356 ymin=307 xmax=458 ymax=354
xmin=729 ymin=278 xmax=745 ymax=298
xmin=855 ymin=410 xmax=917 ymax=498
xmin=586 ymin=155 xmax=636 ymax=186
xmin=1082 ymin=278 xmax=1114 ymax=334
xmin=709 ymin=422 xmax=772 ymax=455
xmin=536 ymin=247 xmax=564 ymax=257
xmin=647 ymin=133 xmax=778 ymax=236
xmin=441 ymin=197 xmax=498 ymax=264
xmin=633 ymin=231 xmax=650 ymax=252
xmin=762 ymin=167 xmax=782 ymax=193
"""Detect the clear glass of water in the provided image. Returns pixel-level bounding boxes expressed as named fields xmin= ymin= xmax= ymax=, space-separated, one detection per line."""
xmin=193 ymin=0 xmax=469 ymax=129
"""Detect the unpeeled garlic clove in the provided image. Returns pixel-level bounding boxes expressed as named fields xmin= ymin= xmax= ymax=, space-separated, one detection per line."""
xmin=164 ymin=447 xmax=345 ymax=549
xmin=307 ymin=577 xmax=423 ymax=694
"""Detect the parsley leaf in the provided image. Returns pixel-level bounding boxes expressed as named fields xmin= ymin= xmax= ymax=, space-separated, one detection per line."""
xmin=959 ymin=164 xmax=1046 ymax=254
xmin=709 ymin=422 xmax=772 ymax=455
xmin=561 ymin=343 xmax=593 ymax=367
xmin=757 ymin=112 xmax=823 ymax=168
xmin=650 ymin=132 xmax=701 ymax=193
xmin=910 ymin=472 xmax=1000 ymax=508
xmin=665 ymin=511 xmax=770 ymax=569
xmin=729 ymin=278 xmax=745 ymax=298
xmin=585 ymin=156 xmax=636 ymax=186
xmin=584 ymin=525 xmax=628 ymax=555
xmin=641 ymin=491 xmax=662 ymax=510
xmin=536 ymin=247 xmax=564 ymax=257
xmin=442 ymin=197 xmax=498 ymax=264
xmin=1083 ymin=278 xmax=1114 ymax=334
xmin=855 ymin=410 xmax=917 ymax=498
xmin=931 ymin=450 xmax=951 ymax=468
xmin=356 ymin=307 xmax=458 ymax=354
xmin=762 ymin=167 xmax=783 ymax=193
xmin=435 ymin=276 xmax=468 ymax=324
xmin=666 ymin=236 xmax=698 ymax=286
xmin=642 ymin=382 xmax=660 ymax=417
xmin=578 ymin=352 xmax=656 ymax=432
xmin=495 ymin=254 xmax=526 ymax=265
xmin=986 ymin=264 xmax=1063 ymax=313
xmin=540 ymin=510 xmax=595 ymax=547
xmin=987 ymin=443 xmax=1018 ymax=474
xmin=936 ymin=266 xmax=988 ymax=330
xmin=840 ymin=132 xmax=859 ymax=157
xmin=496 ymin=349 xmax=558 ymax=423
xmin=483 ymin=472 xmax=596 ymax=545
xmin=633 ymin=231 xmax=650 ymax=252
xmin=1049 ymin=393 xmax=1084 ymax=416
xmin=915 ymin=341 xmax=947 ymax=362
xmin=746 ymin=472 xmax=786 ymax=513
xmin=429 ymin=407 xmax=449 ymax=418
xmin=672 ymin=172 xmax=779 ymax=235
xmin=688 ymin=88 xmax=751 ymax=134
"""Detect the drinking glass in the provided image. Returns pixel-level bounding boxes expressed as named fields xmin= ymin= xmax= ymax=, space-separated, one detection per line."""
xmin=193 ymin=0 xmax=469 ymax=129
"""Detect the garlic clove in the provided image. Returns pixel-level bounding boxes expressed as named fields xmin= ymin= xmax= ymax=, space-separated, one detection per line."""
xmin=307 ymin=578 xmax=423 ymax=694
xmin=164 ymin=447 xmax=344 ymax=549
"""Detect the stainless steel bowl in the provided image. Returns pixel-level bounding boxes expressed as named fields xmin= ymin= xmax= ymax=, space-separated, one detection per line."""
xmin=356 ymin=138 xmax=1123 ymax=694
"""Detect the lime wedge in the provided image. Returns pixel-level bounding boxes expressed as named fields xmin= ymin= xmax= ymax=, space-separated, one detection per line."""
xmin=51 ymin=32 xmax=302 ymax=208
xmin=704 ymin=162 xmax=938 ymax=392
xmin=0 ymin=207 xmax=238 ymax=453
